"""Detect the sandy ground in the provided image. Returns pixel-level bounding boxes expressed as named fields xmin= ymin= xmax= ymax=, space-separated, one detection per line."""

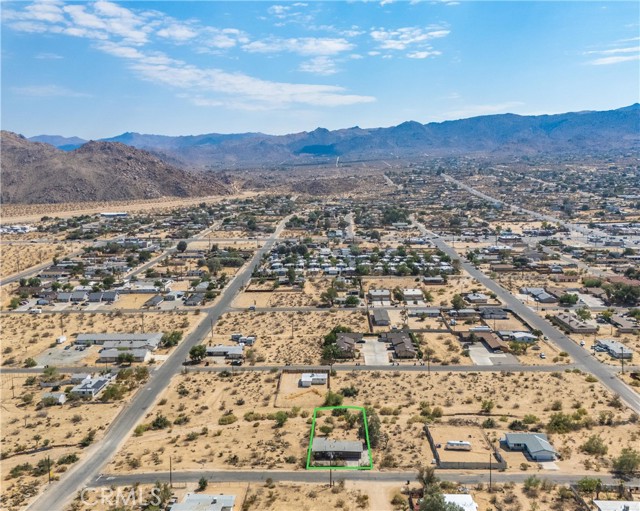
xmin=212 ymin=310 xmax=369 ymax=364
xmin=0 ymin=311 xmax=200 ymax=367
xmin=0 ymin=243 xmax=75 ymax=278
xmin=0 ymin=192 xmax=259 ymax=223
xmin=0 ymin=375 xmax=136 ymax=511
xmin=234 ymin=279 xmax=336 ymax=308
xmin=107 ymin=369 xmax=637 ymax=478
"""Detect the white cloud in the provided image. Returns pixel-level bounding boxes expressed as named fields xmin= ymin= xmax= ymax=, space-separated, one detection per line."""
xmin=243 ymin=37 xmax=353 ymax=56
xmin=157 ymin=24 xmax=198 ymax=42
xmin=299 ymin=56 xmax=338 ymax=75
xmin=371 ymin=26 xmax=450 ymax=50
xmin=589 ymin=54 xmax=640 ymax=66
xmin=407 ymin=50 xmax=441 ymax=59
xmin=4 ymin=0 xmax=374 ymax=110
xmin=12 ymin=84 xmax=91 ymax=98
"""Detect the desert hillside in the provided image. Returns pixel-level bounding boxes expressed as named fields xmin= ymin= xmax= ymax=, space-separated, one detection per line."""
xmin=0 ymin=131 xmax=231 ymax=204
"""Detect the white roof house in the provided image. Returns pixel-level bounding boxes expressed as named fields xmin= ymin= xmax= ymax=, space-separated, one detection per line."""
xmin=300 ymin=373 xmax=328 ymax=387
xmin=593 ymin=502 xmax=640 ymax=511
xmin=170 ymin=493 xmax=235 ymax=511
xmin=443 ymin=495 xmax=479 ymax=511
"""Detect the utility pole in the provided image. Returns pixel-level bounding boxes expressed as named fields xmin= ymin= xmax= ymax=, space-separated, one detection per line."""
xmin=169 ymin=456 xmax=173 ymax=488
xmin=11 ymin=376 xmax=15 ymax=399
xmin=47 ymin=456 xmax=52 ymax=484
xmin=291 ymin=314 xmax=294 ymax=340
xmin=488 ymin=451 xmax=492 ymax=492
xmin=621 ymin=347 xmax=625 ymax=375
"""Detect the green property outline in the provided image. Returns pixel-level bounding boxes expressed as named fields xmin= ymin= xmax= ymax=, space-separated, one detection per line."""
xmin=305 ymin=406 xmax=373 ymax=470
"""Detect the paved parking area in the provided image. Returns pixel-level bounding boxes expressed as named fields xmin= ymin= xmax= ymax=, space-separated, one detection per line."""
xmin=361 ymin=338 xmax=390 ymax=365
xmin=469 ymin=343 xmax=519 ymax=366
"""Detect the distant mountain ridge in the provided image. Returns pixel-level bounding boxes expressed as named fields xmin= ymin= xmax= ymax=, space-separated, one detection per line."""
xmin=1 ymin=131 xmax=230 ymax=204
xmin=27 ymin=104 xmax=640 ymax=168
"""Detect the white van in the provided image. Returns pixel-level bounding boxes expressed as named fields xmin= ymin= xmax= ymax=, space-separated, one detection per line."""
xmin=30 ymin=308 xmax=42 ymax=314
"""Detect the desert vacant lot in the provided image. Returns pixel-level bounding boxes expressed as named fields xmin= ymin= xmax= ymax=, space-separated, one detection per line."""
xmin=0 ymin=243 xmax=75 ymax=278
xmin=213 ymin=310 xmax=369 ymax=364
xmin=108 ymin=368 xmax=638 ymax=478
xmin=0 ymin=311 xmax=201 ymax=367
xmin=0 ymin=374 xmax=139 ymax=511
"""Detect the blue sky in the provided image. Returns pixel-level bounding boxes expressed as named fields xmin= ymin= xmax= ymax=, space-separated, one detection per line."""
xmin=2 ymin=1 xmax=639 ymax=138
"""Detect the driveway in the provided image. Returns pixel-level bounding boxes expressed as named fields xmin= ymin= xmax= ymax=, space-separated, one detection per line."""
xmin=468 ymin=343 xmax=519 ymax=366
xmin=361 ymin=338 xmax=390 ymax=365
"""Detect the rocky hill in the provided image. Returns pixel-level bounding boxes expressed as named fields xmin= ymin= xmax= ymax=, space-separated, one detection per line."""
xmin=32 ymin=104 xmax=640 ymax=169
xmin=1 ymin=131 xmax=230 ymax=204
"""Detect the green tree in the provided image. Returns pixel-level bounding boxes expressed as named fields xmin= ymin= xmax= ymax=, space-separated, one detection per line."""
xmin=320 ymin=287 xmax=338 ymax=307
xmin=117 ymin=352 xmax=135 ymax=365
xmin=189 ymin=344 xmax=207 ymax=363
xmin=612 ymin=448 xmax=640 ymax=477
xmin=177 ymin=240 xmax=188 ymax=253
xmin=419 ymin=492 xmax=464 ymax=511
xmin=580 ymin=435 xmax=608 ymax=456
xmin=151 ymin=414 xmax=170 ymax=430
xmin=198 ymin=477 xmax=208 ymax=491
xmin=451 ymin=294 xmax=465 ymax=310
xmin=577 ymin=477 xmax=602 ymax=495
xmin=324 ymin=391 xmax=343 ymax=407
xmin=359 ymin=408 xmax=382 ymax=449
xmin=274 ymin=411 xmax=288 ymax=428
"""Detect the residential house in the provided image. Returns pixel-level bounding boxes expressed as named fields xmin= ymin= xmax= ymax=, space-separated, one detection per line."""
xmin=70 ymin=375 xmax=113 ymax=399
xmin=368 ymin=289 xmax=391 ymax=303
xmin=311 ymin=438 xmax=364 ymax=461
xmin=423 ymin=276 xmax=444 ymax=285
xmin=408 ymin=308 xmax=441 ymax=318
xmin=595 ymin=339 xmax=633 ymax=360
xmin=480 ymin=308 xmax=509 ymax=320
xmin=371 ymin=309 xmax=391 ymax=326
xmin=170 ymin=493 xmax=235 ymax=511
xmin=379 ymin=332 xmax=416 ymax=358
xmin=553 ymin=313 xmax=598 ymax=334
xmin=442 ymin=495 xmax=479 ymax=511
xmin=611 ymin=314 xmax=638 ymax=334
xmin=206 ymin=345 xmax=244 ymax=359
xmin=75 ymin=333 xmax=163 ymax=348
xmin=465 ymin=293 xmax=489 ymax=304
xmin=98 ymin=348 xmax=150 ymax=363
xmin=185 ymin=293 xmax=205 ymax=306
xmin=336 ymin=333 xmax=362 ymax=357
xmin=503 ymin=433 xmax=558 ymax=461
xmin=403 ymin=288 xmax=424 ymax=302
xmin=299 ymin=373 xmax=328 ymax=387
xmin=593 ymin=501 xmax=640 ymax=511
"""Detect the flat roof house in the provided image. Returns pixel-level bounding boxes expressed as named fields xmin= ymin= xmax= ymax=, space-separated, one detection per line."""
xmin=503 ymin=433 xmax=558 ymax=461
xmin=41 ymin=392 xmax=66 ymax=405
xmin=481 ymin=307 xmax=509 ymax=320
xmin=206 ymin=345 xmax=244 ymax=359
xmin=593 ymin=501 xmax=640 ymax=511
xmin=170 ymin=493 xmax=235 ymax=511
xmin=442 ymin=495 xmax=479 ymax=511
xmin=311 ymin=438 xmax=364 ymax=461
xmin=368 ymin=289 xmax=390 ymax=302
xmin=371 ymin=309 xmax=390 ymax=326
xmin=70 ymin=375 xmax=112 ymax=399
xmin=596 ymin=339 xmax=633 ymax=360
xmin=611 ymin=314 xmax=638 ymax=334
xmin=75 ymin=333 xmax=163 ymax=347
xmin=98 ymin=348 xmax=151 ymax=363
xmin=403 ymin=288 xmax=424 ymax=301
xmin=300 ymin=373 xmax=328 ymax=387
xmin=465 ymin=293 xmax=488 ymax=304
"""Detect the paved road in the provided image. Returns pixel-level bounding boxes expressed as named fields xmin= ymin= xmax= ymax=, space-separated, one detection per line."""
xmin=4 ymin=363 xmax=601 ymax=376
xmin=413 ymin=218 xmax=640 ymax=413
xmin=27 ymin=217 xmax=290 ymax=511
xmin=90 ymin=469 xmax=639 ymax=487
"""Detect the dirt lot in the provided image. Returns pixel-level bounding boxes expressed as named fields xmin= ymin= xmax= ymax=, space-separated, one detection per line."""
xmin=0 ymin=375 xmax=134 ymax=511
xmin=107 ymin=368 xmax=638 ymax=478
xmin=213 ymin=310 xmax=369 ymax=364
xmin=0 ymin=243 xmax=75 ymax=278
xmin=429 ymin=425 xmax=492 ymax=463
xmin=276 ymin=372 xmax=328 ymax=408
xmin=109 ymin=371 xmax=311 ymax=473
xmin=0 ymin=311 xmax=201 ymax=367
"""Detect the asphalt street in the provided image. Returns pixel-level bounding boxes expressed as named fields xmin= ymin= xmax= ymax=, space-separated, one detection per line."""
xmin=91 ymin=469 xmax=639 ymax=488
xmin=26 ymin=217 xmax=290 ymax=511
xmin=412 ymin=218 xmax=640 ymax=413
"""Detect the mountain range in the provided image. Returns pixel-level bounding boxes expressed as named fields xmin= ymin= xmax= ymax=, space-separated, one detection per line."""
xmin=28 ymin=104 xmax=640 ymax=169
xmin=1 ymin=132 xmax=230 ymax=204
